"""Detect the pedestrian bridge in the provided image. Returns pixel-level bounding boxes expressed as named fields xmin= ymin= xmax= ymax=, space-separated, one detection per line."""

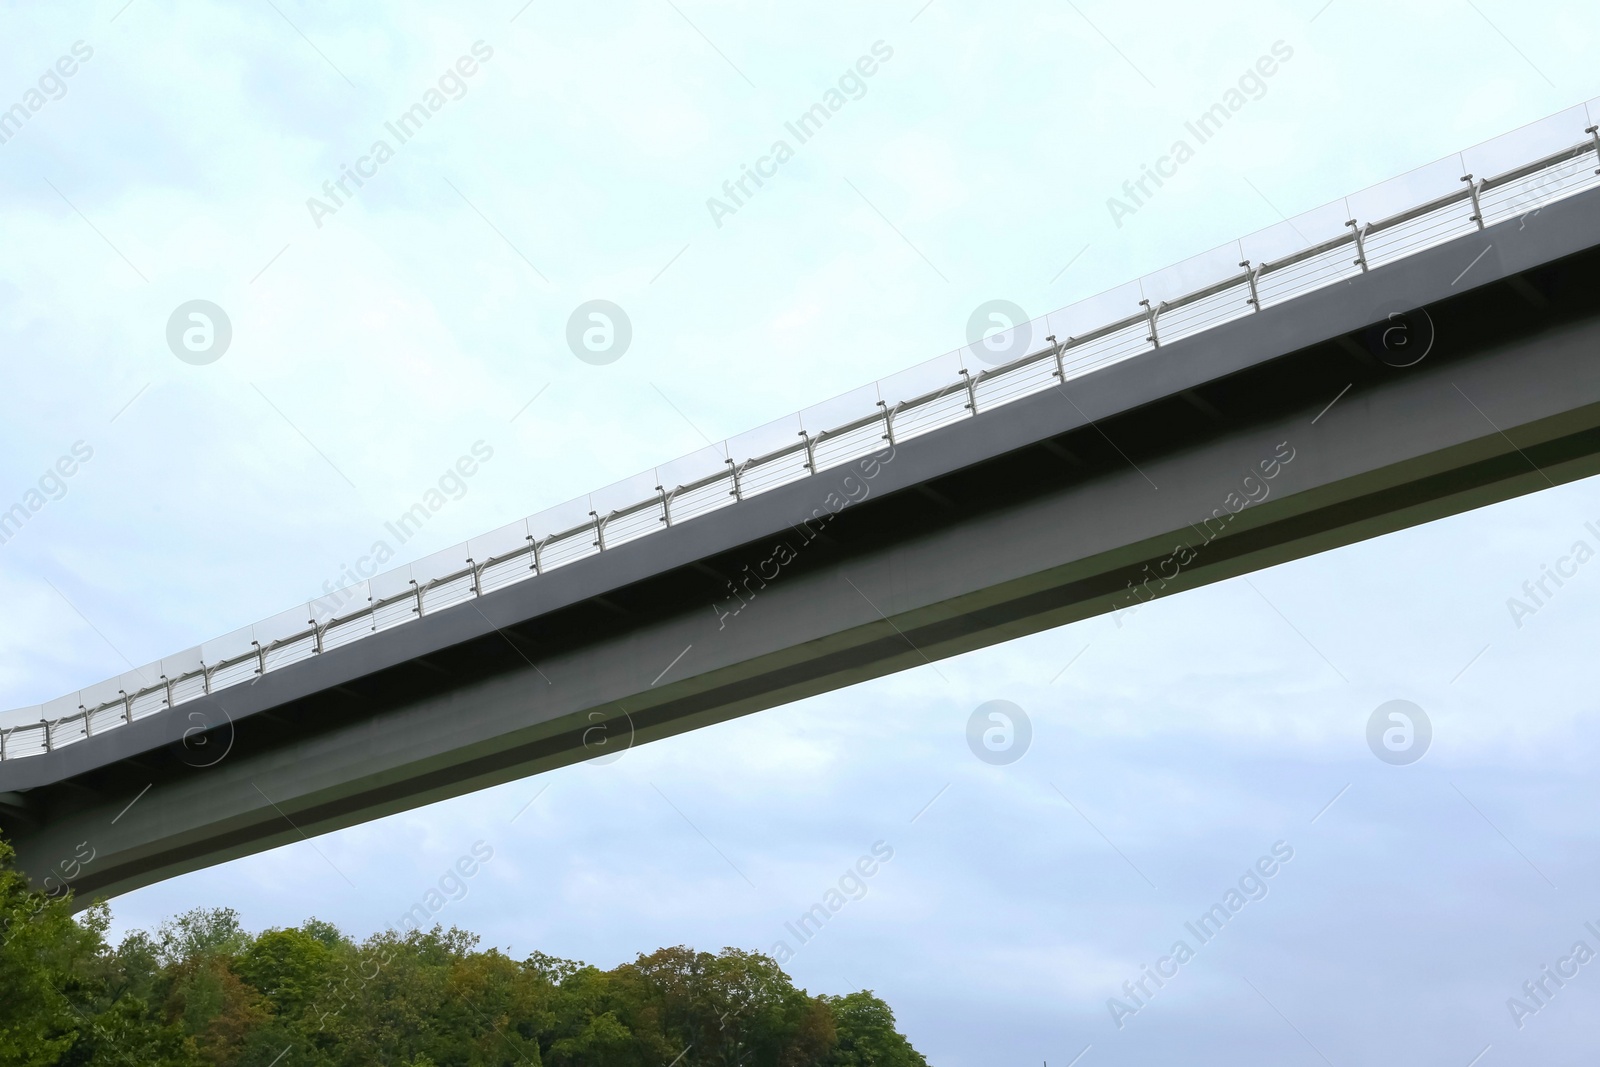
xmin=6 ymin=101 xmax=1600 ymax=901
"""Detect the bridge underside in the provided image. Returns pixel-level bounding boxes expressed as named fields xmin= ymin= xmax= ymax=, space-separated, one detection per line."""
xmin=8 ymin=190 xmax=1600 ymax=903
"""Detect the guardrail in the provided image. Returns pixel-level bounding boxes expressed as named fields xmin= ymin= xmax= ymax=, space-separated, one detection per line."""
xmin=4 ymin=100 xmax=1599 ymax=764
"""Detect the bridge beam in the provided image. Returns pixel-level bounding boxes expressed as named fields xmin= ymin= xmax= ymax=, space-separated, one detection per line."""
xmin=8 ymin=187 xmax=1600 ymax=903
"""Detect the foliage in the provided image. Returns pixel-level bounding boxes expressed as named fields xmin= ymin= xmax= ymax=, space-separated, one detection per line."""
xmin=0 ymin=834 xmax=929 ymax=1067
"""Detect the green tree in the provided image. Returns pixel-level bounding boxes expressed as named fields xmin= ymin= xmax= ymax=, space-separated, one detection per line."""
xmin=234 ymin=926 xmax=336 ymax=1018
xmin=0 ymin=831 xmax=933 ymax=1067
xmin=607 ymin=946 xmax=834 ymax=1067
xmin=156 ymin=908 xmax=250 ymax=967
xmin=0 ymin=837 xmax=91 ymax=1066
xmin=0 ymin=834 xmax=197 ymax=1067
xmin=822 ymin=992 xmax=927 ymax=1067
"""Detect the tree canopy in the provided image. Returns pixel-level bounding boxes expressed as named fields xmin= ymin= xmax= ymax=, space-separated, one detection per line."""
xmin=0 ymin=836 xmax=930 ymax=1067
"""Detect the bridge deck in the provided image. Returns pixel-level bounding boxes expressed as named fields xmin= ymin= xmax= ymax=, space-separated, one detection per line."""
xmin=6 ymin=106 xmax=1600 ymax=900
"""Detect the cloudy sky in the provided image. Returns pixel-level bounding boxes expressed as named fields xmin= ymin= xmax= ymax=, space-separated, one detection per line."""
xmin=2 ymin=0 xmax=1599 ymax=1063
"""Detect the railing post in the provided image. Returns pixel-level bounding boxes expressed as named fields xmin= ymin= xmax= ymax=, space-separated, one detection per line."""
xmin=591 ymin=511 xmax=607 ymax=551
xmin=1345 ymin=220 xmax=1370 ymax=271
xmin=960 ymin=368 xmax=978 ymax=414
xmin=411 ymin=579 xmax=425 ymax=618
xmin=657 ymin=485 xmax=674 ymax=527
xmin=1046 ymin=334 xmax=1072 ymax=380
xmin=798 ymin=430 xmax=817 ymax=473
xmin=725 ymin=457 xmax=744 ymax=501
xmin=163 ymin=673 xmax=177 ymax=707
xmin=43 ymin=719 xmax=53 ymax=753
xmin=202 ymin=663 xmax=213 ymax=694
xmin=877 ymin=400 xmax=896 ymax=445
xmin=1139 ymin=299 xmax=1162 ymax=347
xmin=1239 ymin=260 xmax=1262 ymax=311
xmin=252 ymin=640 xmax=267 ymax=677
xmin=1 ymin=727 xmax=8 ymax=761
xmin=526 ymin=534 xmax=543 ymax=574
xmin=122 ymin=690 xmax=134 ymax=725
xmin=1460 ymin=174 xmax=1486 ymax=230
xmin=1588 ymin=126 xmax=1600 ymax=174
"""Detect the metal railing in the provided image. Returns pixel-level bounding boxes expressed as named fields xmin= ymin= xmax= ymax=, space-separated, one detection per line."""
xmin=4 ymin=100 xmax=1599 ymax=764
